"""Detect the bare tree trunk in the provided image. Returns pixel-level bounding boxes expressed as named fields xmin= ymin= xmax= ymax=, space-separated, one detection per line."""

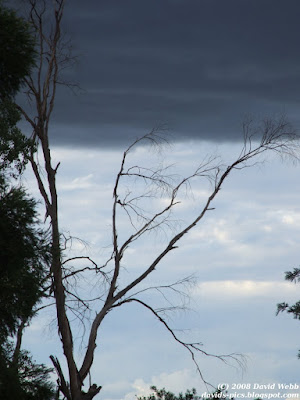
xmin=15 ymin=1 xmax=95 ymax=398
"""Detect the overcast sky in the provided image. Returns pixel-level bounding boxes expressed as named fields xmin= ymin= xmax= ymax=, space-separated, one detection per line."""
xmin=14 ymin=1 xmax=300 ymax=399
xmin=16 ymin=0 xmax=300 ymax=148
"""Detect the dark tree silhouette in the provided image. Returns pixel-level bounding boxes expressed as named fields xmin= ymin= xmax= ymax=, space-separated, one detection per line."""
xmin=0 ymin=2 xmax=55 ymax=398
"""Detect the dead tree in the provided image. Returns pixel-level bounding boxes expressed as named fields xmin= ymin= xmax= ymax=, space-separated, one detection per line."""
xmin=15 ymin=1 xmax=300 ymax=399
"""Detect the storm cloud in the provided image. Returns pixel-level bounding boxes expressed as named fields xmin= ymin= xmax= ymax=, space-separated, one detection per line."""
xmin=19 ymin=0 xmax=300 ymax=146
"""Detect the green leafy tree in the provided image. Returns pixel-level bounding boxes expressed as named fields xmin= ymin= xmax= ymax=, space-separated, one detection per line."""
xmin=277 ymin=267 xmax=300 ymax=357
xmin=0 ymin=0 xmax=45 ymax=342
xmin=137 ymin=388 xmax=262 ymax=400
xmin=137 ymin=387 xmax=235 ymax=400
xmin=137 ymin=386 xmax=200 ymax=400
xmin=0 ymin=99 xmax=34 ymax=178
xmin=0 ymin=173 xmax=55 ymax=399
xmin=0 ymin=3 xmax=55 ymax=398
xmin=0 ymin=182 xmax=50 ymax=339
xmin=0 ymin=175 xmax=55 ymax=400
xmin=0 ymin=340 xmax=56 ymax=400
xmin=0 ymin=1 xmax=35 ymax=179
xmin=0 ymin=2 xmax=36 ymax=97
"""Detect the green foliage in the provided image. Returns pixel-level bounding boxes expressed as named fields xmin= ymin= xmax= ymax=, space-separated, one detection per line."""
xmin=0 ymin=3 xmax=36 ymax=98
xmin=0 ymin=2 xmax=43 ymax=336
xmin=0 ymin=180 xmax=53 ymax=399
xmin=0 ymin=99 xmax=34 ymax=177
xmin=0 ymin=340 xmax=56 ymax=400
xmin=277 ymin=268 xmax=300 ymax=357
xmin=0 ymin=182 xmax=50 ymax=339
xmin=0 ymin=2 xmax=36 ymax=177
xmin=285 ymin=268 xmax=300 ymax=283
xmin=0 ymin=3 xmax=54 ymax=398
xmin=0 ymin=169 xmax=53 ymax=399
xmin=136 ymin=387 xmax=237 ymax=400
xmin=137 ymin=386 xmax=200 ymax=400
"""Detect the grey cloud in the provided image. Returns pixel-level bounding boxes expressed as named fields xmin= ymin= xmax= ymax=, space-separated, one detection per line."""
xmin=18 ymin=0 xmax=300 ymax=147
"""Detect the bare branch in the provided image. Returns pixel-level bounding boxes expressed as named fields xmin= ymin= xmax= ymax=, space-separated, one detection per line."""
xmin=113 ymin=298 xmax=245 ymax=388
xmin=112 ymin=120 xmax=299 ymax=305
xmin=50 ymin=355 xmax=71 ymax=400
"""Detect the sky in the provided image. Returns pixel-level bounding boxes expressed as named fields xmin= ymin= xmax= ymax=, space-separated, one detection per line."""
xmin=11 ymin=0 xmax=300 ymax=399
xmin=15 ymin=0 xmax=300 ymax=147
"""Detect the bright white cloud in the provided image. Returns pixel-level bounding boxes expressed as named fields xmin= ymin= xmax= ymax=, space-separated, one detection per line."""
xmin=121 ymin=369 xmax=201 ymax=400
xmin=60 ymin=173 xmax=94 ymax=191
xmin=193 ymin=280 xmax=299 ymax=300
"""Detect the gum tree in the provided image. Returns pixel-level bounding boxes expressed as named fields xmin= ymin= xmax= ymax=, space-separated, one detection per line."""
xmin=16 ymin=1 xmax=300 ymax=399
